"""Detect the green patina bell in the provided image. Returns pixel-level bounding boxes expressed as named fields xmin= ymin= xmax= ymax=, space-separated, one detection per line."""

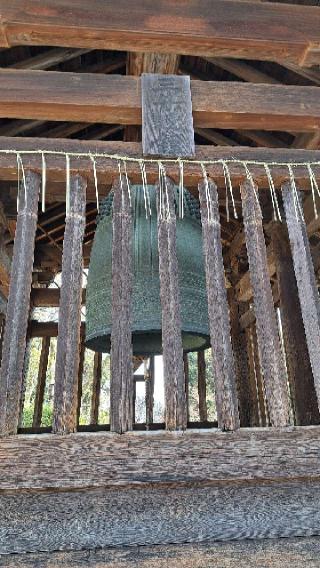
xmin=85 ymin=185 xmax=210 ymax=356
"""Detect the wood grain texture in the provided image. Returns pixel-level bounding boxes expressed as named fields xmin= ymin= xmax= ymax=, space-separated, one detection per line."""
xmin=52 ymin=174 xmax=86 ymax=434
xmin=271 ymin=221 xmax=320 ymax=426
xmin=199 ymin=180 xmax=239 ymax=431
xmin=142 ymin=74 xmax=194 ymax=157
xmin=1 ymin=482 xmax=320 ymax=554
xmin=2 ymin=537 xmax=320 ymax=568
xmin=241 ymin=180 xmax=290 ymax=428
xmin=0 ymin=427 xmax=320 ymax=491
xmin=282 ymin=183 xmax=320 ymax=413
xmin=0 ymin=171 xmax=40 ymax=436
xmin=110 ymin=177 xmax=133 ymax=433
xmin=1 ymin=1 xmax=320 ymax=65
xmin=0 ymin=70 xmax=319 ymax=131
xmin=0 ymin=138 xmax=318 ymax=196
xmin=157 ymin=178 xmax=187 ymax=430
xmin=32 ymin=336 xmax=50 ymax=428
xmin=77 ymin=334 xmax=85 ymax=424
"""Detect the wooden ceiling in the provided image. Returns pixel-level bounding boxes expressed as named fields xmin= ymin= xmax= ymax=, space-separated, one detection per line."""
xmin=0 ymin=0 xmax=319 ymax=290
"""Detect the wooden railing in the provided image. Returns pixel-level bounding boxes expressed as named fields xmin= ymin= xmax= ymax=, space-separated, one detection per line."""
xmin=0 ymin=160 xmax=319 ymax=435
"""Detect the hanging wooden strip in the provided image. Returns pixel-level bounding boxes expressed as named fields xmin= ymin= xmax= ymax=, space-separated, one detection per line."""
xmin=141 ymin=74 xmax=195 ymax=157
xmin=0 ymin=170 xmax=40 ymax=436
xmin=110 ymin=176 xmax=133 ymax=433
xmin=282 ymin=182 xmax=320 ymax=412
xmin=76 ymin=335 xmax=86 ymax=425
xmin=90 ymin=352 xmax=102 ymax=425
xmin=199 ymin=179 xmax=239 ymax=431
xmin=240 ymin=180 xmax=290 ymax=427
xmin=271 ymin=221 xmax=319 ymax=425
xmin=52 ymin=174 xmax=86 ymax=434
xmin=157 ymin=177 xmax=187 ymax=430
xmin=32 ymin=336 xmax=50 ymax=428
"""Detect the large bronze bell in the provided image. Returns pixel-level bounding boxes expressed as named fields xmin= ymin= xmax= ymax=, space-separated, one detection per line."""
xmin=85 ymin=185 xmax=210 ymax=356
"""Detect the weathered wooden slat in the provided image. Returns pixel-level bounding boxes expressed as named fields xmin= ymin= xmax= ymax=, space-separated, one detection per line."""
xmin=183 ymin=353 xmax=190 ymax=422
xmin=31 ymin=287 xmax=86 ymax=307
xmin=52 ymin=174 xmax=86 ymax=434
xmin=271 ymin=221 xmax=319 ymax=426
xmin=4 ymin=537 xmax=320 ymax=568
xmin=32 ymin=336 xmax=50 ymax=428
xmin=157 ymin=179 xmax=187 ymax=430
xmin=240 ymin=180 xmax=290 ymax=427
xmin=0 ymin=138 xmax=318 ymax=197
xmin=0 ymin=70 xmax=319 ymax=131
xmin=282 ymin=182 xmax=320 ymax=412
xmin=199 ymin=179 xmax=239 ymax=431
xmin=1 ymin=482 xmax=320 ymax=554
xmin=1 ymin=1 xmax=320 ymax=65
xmin=251 ymin=323 xmax=269 ymax=427
xmin=90 ymin=352 xmax=102 ymax=426
xmin=245 ymin=324 xmax=261 ymax=427
xmin=142 ymin=74 xmax=195 ymax=157
xmin=197 ymin=351 xmax=207 ymax=422
xmin=1 ymin=427 xmax=320 ymax=491
xmin=0 ymin=171 xmax=40 ymax=435
xmin=110 ymin=177 xmax=133 ymax=433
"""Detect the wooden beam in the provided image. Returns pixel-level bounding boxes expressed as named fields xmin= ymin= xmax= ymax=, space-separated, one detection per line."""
xmin=0 ymin=171 xmax=40 ymax=435
xmin=240 ymin=180 xmax=290 ymax=427
xmin=77 ymin=335 xmax=85 ymax=424
xmin=158 ymin=178 xmax=187 ymax=430
xmin=31 ymin=287 xmax=86 ymax=307
xmin=29 ymin=320 xmax=85 ymax=337
xmin=204 ymin=57 xmax=280 ymax=84
xmin=52 ymin=174 xmax=86 ymax=434
xmin=0 ymin=71 xmax=319 ymax=131
xmin=1 ymin=1 xmax=320 ymax=65
xmin=199 ymin=179 xmax=239 ymax=431
xmin=0 ymin=138 xmax=318 ymax=195
xmin=282 ymin=182 xmax=320 ymax=414
xmin=8 ymin=47 xmax=90 ymax=70
xmin=110 ymin=177 xmax=133 ymax=433
xmin=197 ymin=351 xmax=207 ymax=422
xmin=145 ymin=357 xmax=154 ymax=428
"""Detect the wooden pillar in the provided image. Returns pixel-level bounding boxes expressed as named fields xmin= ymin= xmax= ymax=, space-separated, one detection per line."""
xmin=272 ymin=221 xmax=319 ymax=425
xmin=110 ymin=177 xmax=133 ymax=433
xmin=228 ymin=288 xmax=252 ymax=427
xmin=145 ymin=356 xmax=155 ymax=428
xmin=245 ymin=324 xmax=261 ymax=427
xmin=0 ymin=171 xmax=40 ymax=435
xmin=197 ymin=351 xmax=207 ymax=422
xmin=199 ymin=179 xmax=239 ymax=431
xmin=240 ymin=180 xmax=290 ymax=427
xmin=77 ymin=335 xmax=85 ymax=424
xmin=282 ymin=183 xmax=320 ymax=413
xmin=251 ymin=323 xmax=269 ymax=426
xmin=32 ymin=336 xmax=50 ymax=428
xmin=90 ymin=352 xmax=102 ymax=425
xmin=157 ymin=178 xmax=187 ymax=430
xmin=52 ymin=174 xmax=86 ymax=434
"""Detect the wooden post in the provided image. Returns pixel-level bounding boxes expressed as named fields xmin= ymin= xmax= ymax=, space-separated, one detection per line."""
xmin=197 ymin=351 xmax=207 ymax=422
xmin=199 ymin=179 xmax=239 ymax=431
xmin=32 ymin=336 xmax=50 ymax=428
xmin=240 ymin=180 xmax=290 ymax=427
xmin=245 ymin=324 xmax=261 ymax=427
xmin=145 ymin=356 xmax=155 ymax=428
xmin=77 ymin=335 xmax=85 ymax=424
xmin=110 ymin=177 xmax=133 ymax=433
xmin=90 ymin=352 xmax=102 ymax=425
xmin=157 ymin=177 xmax=187 ymax=430
xmin=228 ymin=288 xmax=252 ymax=427
xmin=251 ymin=323 xmax=269 ymax=426
xmin=282 ymin=183 xmax=320 ymax=413
xmin=0 ymin=171 xmax=40 ymax=435
xmin=52 ymin=174 xmax=86 ymax=434
xmin=271 ymin=221 xmax=319 ymax=425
